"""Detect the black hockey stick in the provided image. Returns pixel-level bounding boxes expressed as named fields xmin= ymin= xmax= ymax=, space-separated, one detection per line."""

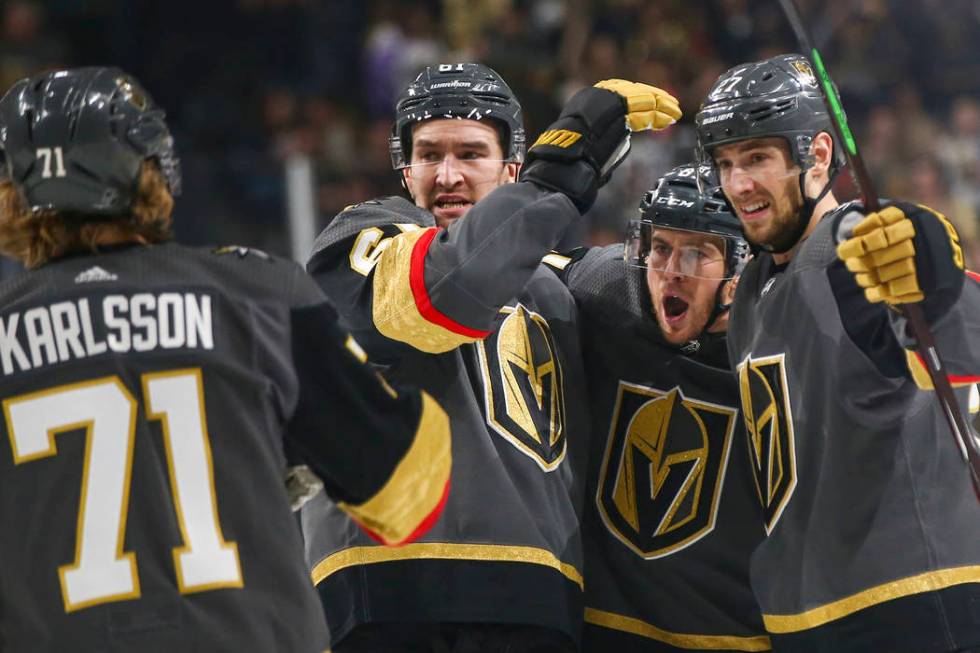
xmin=778 ymin=0 xmax=980 ymax=500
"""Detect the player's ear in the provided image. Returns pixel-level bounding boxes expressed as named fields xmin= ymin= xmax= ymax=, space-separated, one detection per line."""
xmin=401 ymin=168 xmax=416 ymax=200
xmin=722 ymin=276 xmax=739 ymax=304
xmin=811 ymin=132 xmax=834 ymax=176
xmin=503 ymin=162 xmax=520 ymax=183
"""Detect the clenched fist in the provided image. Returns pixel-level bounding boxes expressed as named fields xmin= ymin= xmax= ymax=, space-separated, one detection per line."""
xmin=837 ymin=202 xmax=965 ymax=321
xmin=521 ymin=79 xmax=681 ymax=212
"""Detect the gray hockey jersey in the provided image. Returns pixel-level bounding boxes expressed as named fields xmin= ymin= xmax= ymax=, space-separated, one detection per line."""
xmin=728 ymin=204 xmax=980 ymax=652
xmin=552 ymin=245 xmax=769 ymax=652
xmin=301 ymin=184 xmax=590 ymax=646
xmin=0 ymin=242 xmax=450 ymax=653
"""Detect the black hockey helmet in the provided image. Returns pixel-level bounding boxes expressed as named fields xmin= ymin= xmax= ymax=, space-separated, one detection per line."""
xmin=626 ymin=164 xmax=749 ymax=280
xmin=694 ymin=53 xmax=844 ymax=173
xmin=0 ymin=66 xmax=181 ymax=217
xmin=389 ymin=63 xmax=525 ymax=169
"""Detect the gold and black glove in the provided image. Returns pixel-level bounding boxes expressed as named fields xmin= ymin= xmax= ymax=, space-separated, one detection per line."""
xmin=837 ymin=201 xmax=965 ymax=322
xmin=520 ymin=79 xmax=680 ymax=213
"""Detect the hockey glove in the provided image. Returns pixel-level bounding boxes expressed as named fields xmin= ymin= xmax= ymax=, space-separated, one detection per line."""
xmin=836 ymin=201 xmax=965 ymax=322
xmin=520 ymin=79 xmax=680 ymax=213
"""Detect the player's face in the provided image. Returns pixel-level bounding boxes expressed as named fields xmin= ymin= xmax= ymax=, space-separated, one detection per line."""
xmin=402 ymin=119 xmax=519 ymax=228
xmin=646 ymin=228 xmax=728 ymax=345
xmin=714 ymin=137 xmax=805 ymax=252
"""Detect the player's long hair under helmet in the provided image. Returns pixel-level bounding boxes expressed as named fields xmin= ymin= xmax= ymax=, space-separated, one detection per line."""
xmin=389 ymin=63 xmax=525 ymax=170
xmin=625 ymin=163 xmax=749 ymax=337
xmin=0 ymin=66 xmax=181 ymax=218
xmin=694 ymin=53 xmax=845 ymax=253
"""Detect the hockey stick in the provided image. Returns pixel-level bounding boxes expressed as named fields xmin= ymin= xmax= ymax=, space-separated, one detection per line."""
xmin=778 ymin=0 xmax=980 ymax=500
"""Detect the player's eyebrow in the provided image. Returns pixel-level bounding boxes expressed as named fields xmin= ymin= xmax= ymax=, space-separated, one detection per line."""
xmin=413 ymin=139 xmax=492 ymax=151
xmin=732 ymin=138 xmax=780 ymax=153
xmin=457 ymin=141 xmax=491 ymax=151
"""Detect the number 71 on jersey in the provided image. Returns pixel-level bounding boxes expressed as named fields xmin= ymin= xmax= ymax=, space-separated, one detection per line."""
xmin=4 ymin=369 xmax=242 ymax=612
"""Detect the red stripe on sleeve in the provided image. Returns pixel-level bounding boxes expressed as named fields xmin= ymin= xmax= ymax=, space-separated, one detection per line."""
xmin=913 ymin=352 xmax=980 ymax=385
xmin=393 ymin=474 xmax=451 ymax=546
xmin=358 ymin=474 xmax=451 ymax=546
xmin=408 ymin=228 xmax=492 ymax=339
xmin=966 ymin=270 xmax=980 ymax=284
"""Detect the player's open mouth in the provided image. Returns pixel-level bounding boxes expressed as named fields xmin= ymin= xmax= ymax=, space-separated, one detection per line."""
xmin=434 ymin=195 xmax=473 ymax=214
xmin=663 ymin=295 xmax=689 ymax=323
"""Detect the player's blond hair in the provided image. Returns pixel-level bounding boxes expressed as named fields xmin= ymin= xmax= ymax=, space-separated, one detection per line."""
xmin=0 ymin=161 xmax=174 ymax=268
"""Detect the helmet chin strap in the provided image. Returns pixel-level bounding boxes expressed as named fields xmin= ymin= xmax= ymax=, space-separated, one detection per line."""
xmin=706 ymin=279 xmax=731 ymax=333
xmin=760 ymin=166 xmax=839 ymax=255
xmin=679 ymin=278 xmax=731 ymax=356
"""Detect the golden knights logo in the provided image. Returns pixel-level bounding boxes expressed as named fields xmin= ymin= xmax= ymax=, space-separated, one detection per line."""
xmin=477 ymin=305 xmax=566 ymax=471
xmin=790 ymin=59 xmax=817 ymax=87
xmin=737 ymin=353 xmax=797 ymax=534
xmin=596 ymin=382 xmax=737 ymax=558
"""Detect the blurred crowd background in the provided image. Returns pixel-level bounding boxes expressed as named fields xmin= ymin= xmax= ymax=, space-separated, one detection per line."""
xmin=1 ymin=0 xmax=979 ymax=278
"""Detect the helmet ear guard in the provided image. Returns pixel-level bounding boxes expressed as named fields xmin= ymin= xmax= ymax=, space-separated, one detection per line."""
xmin=0 ymin=67 xmax=180 ymax=218
xmin=389 ymin=63 xmax=525 ymax=170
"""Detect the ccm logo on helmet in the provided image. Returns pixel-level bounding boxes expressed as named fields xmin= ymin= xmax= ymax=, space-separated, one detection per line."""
xmin=656 ymin=196 xmax=695 ymax=208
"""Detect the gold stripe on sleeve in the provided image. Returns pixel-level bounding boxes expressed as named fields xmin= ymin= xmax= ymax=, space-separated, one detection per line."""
xmin=372 ymin=229 xmax=483 ymax=353
xmin=338 ymin=391 xmax=451 ymax=545
xmin=905 ymin=350 xmax=980 ymax=390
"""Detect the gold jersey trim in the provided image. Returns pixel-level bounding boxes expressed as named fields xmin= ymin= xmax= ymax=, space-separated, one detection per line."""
xmin=904 ymin=350 xmax=980 ymax=390
xmin=585 ymin=608 xmax=771 ymax=651
xmin=339 ymin=391 xmax=451 ymax=545
xmin=372 ymin=228 xmax=483 ymax=353
xmin=312 ymin=542 xmax=584 ymax=590
xmin=762 ymin=566 xmax=980 ymax=633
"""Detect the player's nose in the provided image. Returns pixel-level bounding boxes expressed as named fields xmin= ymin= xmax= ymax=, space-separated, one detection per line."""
xmin=727 ymin=167 xmax=755 ymax=195
xmin=434 ymin=156 xmax=465 ymax=187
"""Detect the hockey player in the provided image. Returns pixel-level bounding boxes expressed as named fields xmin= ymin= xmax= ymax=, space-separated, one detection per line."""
xmin=300 ymin=63 xmax=680 ymax=652
xmin=695 ymin=54 xmax=980 ymax=652
xmin=0 ymin=67 xmax=452 ymax=653
xmin=548 ymin=165 xmax=769 ymax=652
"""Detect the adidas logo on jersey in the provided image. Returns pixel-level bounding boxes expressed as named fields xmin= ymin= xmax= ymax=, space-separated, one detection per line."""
xmin=761 ymin=277 xmax=777 ymax=297
xmin=74 ymin=266 xmax=118 ymax=283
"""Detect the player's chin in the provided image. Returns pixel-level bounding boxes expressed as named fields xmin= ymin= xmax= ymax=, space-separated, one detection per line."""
xmin=656 ymin=312 xmax=695 ymax=346
xmin=745 ymin=225 xmax=776 ymax=251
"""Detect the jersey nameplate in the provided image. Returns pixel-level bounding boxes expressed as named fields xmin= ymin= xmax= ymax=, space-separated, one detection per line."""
xmin=0 ymin=293 xmax=213 ymax=376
